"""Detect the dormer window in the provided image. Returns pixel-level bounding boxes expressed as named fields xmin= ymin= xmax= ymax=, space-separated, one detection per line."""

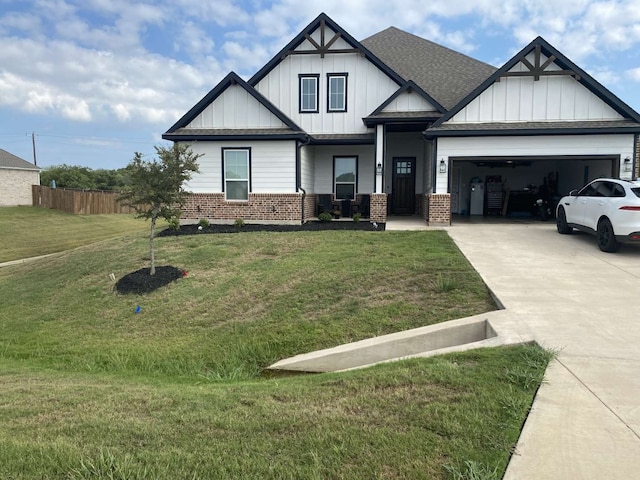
xmin=327 ymin=73 xmax=347 ymax=112
xmin=299 ymin=74 xmax=319 ymax=113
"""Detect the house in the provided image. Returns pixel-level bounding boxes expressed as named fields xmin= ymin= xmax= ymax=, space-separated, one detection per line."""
xmin=0 ymin=148 xmax=40 ymax=207
xmin=163 ymin=13 xmax=640 ymax=225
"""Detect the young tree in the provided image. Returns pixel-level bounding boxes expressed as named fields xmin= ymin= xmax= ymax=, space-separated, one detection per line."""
xmin=118 ymin=143 xmax=201 ymax=275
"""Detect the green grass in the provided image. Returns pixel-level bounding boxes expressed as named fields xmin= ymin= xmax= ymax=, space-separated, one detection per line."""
xmin=0 ymin=206 xmax=157 ymax=263
xmin=0 ymin=226 xmax=552 ymax=479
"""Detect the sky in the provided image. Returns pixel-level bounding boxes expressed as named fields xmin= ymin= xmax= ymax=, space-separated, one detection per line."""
xmin=2 ymin=0 xmax=640 ymax=171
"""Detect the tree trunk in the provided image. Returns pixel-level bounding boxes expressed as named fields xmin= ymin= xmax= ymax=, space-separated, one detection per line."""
xmin=149 ymin=215 xmax=156 ymax=275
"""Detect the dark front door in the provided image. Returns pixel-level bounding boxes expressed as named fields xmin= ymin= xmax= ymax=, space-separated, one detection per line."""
xmin=392 ymin=157 xmax=416 ymax=215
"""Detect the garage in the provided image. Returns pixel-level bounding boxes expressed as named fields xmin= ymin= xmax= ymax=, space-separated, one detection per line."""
xmin=424 ymin=37 xmax=640 ymax=224
xmin=450 ymin=155 xmax=619 ymax=217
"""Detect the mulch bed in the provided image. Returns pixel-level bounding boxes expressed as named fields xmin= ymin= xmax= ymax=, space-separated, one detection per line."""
xmin=115 ymin=266 xmax=186 ymax=295
xmin=157 ymin=220 xmax=385 ymax=236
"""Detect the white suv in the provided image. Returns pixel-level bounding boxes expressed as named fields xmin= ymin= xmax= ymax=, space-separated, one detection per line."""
xmin=556 ymin=178 xmax=640 ymax=252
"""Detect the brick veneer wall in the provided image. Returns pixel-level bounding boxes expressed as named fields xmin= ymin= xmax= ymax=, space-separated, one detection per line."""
xmin=182 ymin=193 xmax=303 ymax=224
xmin=636 ymin=136 xmax=640 ymax=179
xmin=370 ymin=193 xmax=387 ymax=223
xmin=303 ymin=194 xmax=316 ymax=222
xmin=427 ymin=193 xmax=451 ymax=226
xmin=421 ymin=194 xmax=429 ymax=221
xmin=1 ymin=169 xmax=39 ymax=206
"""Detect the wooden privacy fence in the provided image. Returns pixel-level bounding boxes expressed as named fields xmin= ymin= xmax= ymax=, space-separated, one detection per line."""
xmin=32 ymin=185 xmax=136 ymax=214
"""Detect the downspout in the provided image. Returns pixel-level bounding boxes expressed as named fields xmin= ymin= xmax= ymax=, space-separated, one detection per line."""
xmin=296 ymin=135 xmax=311 ymax=223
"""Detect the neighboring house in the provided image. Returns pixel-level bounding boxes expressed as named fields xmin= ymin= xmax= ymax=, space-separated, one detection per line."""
xmin=163 ymin=13 xmax=640 ymax=225
xmin=0 ymin=148 xmax=40 ymax=207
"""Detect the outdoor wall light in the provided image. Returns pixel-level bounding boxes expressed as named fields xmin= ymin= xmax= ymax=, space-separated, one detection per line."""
xmin=376 ymin=161 xmax=383 ymax=174
xmin=439 ymin=159 xmax=447 ymax=174
xmin=624 ymin=156 xmax=632 ymax=173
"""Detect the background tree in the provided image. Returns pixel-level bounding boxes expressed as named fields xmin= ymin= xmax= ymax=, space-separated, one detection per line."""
xmin=118 ymin=144 xmax=201 ymax=275
xmin=40 ymin=164 xmax=131 ymax=191
xmin=40 ymin=164 xmax=96 ymax=189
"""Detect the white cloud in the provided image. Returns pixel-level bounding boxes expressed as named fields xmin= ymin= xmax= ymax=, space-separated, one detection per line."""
xmin=1 ymin=0 xmax=639 ymax=133
xmin=627 ymin=67 xmax=640 ymax=82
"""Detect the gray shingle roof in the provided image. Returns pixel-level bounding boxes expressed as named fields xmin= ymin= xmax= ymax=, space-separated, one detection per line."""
xmin=365 ymin=111 xmax=442 ymax=120
xmin=426 ymin=120 xmax=640 ymax=136
xmin=0 ymin=148 xmax=38 ymax=170
xmin=361 ymin=27 xmax=497 ymax=110
xmin=168 ymin=128 xmax=298 ymax=136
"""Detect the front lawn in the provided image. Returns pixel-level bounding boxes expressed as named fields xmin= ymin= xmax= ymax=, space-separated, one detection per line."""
xmin=0 ymin=229 xmax=550 ymax=479
xmin=0 ymin=206 xmax=158 ymax=263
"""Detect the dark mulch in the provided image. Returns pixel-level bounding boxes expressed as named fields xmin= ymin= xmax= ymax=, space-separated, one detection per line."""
xmin=115 ymin=266 xmax=186 ymax=295
xmin=157 ymin=220 xmax=385 ymax=237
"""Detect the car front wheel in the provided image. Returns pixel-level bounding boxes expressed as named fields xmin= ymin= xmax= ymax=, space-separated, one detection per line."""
xmin=597 ymin=218 xmax=619 ymax=252
xmin=556 ymin=207 xmax=573 ymax=234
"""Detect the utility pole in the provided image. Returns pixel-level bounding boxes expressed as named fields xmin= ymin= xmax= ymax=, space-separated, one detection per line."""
xmin=31 ymin=132 xmax=37 ymax=166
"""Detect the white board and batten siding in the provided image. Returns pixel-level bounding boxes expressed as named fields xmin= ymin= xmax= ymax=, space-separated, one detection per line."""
xmin=451 ymin=52 xmax=623 ymax=123
xmin=382 ymin=91 xmax=438 ymax=113
xmin=254 ymin=27 xmax=399 ymax=135
xmin=187 ymin=84 xmax=288 ymax=129
xmin=180 ymin=140 xmax=297 ymax=194
xmin=435 ymin=134 xmax=636 ymax=193
xmin=300 ymin=146 xmax=315 ymax=194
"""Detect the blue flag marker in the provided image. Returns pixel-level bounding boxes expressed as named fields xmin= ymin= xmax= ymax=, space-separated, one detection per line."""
xmin=135 ymin=305 xmax=141 ymax=314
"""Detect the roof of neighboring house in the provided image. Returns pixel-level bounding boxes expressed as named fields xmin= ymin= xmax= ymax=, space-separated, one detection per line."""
xmin=0 ymin=148 xmax=39 ymax=171
xmin=361 ymin=27 xmax=497 ymax=111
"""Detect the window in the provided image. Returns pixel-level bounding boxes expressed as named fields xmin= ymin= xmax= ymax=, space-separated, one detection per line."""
xmin=396 ymin=161 xmax=412 ymax=175
xmin=327 ymin=73 xmax=347 ymax=112
xmin=299 ymin=74 xmax=319 ymax=113
xmin=223 ymin=148 xmax=250 ymax=201
xmin=334 ymin=156 xmax=357 ymax=200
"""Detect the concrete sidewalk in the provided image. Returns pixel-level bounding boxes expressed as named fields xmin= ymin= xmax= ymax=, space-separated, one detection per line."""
xmin=444 ymin=221 xmax=640 ymax=479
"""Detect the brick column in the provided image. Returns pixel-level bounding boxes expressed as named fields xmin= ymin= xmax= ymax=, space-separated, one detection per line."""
xmin=636 ymin=136 xmax=640 ymax=179
xmin=427 ymin=193 xmax=451 ymax=226
xmin=369 ymin=193 xmax=388 ymax=224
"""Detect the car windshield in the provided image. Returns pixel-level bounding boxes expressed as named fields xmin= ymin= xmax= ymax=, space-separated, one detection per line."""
xmin=631 ymin=187 xmax=640 ymax=198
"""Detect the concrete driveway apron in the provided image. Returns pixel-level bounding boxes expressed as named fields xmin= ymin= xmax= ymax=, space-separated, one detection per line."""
xmin=444 ymin=220 xmax=640 ymax=480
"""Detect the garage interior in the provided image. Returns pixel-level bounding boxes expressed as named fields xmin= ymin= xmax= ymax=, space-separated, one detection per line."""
xmin=450 ymin=155 xmax=618 ymax=219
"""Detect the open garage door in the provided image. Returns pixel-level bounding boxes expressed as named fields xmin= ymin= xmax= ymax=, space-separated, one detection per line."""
xmin=450 ymin=155 xmax=618 ymax=217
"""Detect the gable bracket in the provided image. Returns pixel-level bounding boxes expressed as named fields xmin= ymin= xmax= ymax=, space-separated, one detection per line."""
xmin=282 ymin=18 xmax=360 ymax=59
xmin=497 ymin=44 xmax=581 ymax=82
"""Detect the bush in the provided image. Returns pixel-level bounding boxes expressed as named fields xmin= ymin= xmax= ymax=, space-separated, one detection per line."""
xmin=168 ymin=216 xmax=180 ymax=231
xmin=234 ymin=218 xmax=245 ymax=228
xmin=353 ymin=213 xmax=362 ymax=222
xmin=318 ymin=212 xmax=332 ymax=222
xmin=198 ymin=218 xmax=210 ymax=228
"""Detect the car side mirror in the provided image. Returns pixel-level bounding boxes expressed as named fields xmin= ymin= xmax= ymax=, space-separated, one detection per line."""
xmin=569 ymin=190 xmax=578 ymax=196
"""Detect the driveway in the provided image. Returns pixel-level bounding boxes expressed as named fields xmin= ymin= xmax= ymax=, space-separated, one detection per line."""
xmin=444 ymin=220 xmax=640 ymax=479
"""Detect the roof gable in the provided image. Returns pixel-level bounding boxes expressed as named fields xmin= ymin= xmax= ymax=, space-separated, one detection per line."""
xmin=0 ymin=148 xmax=38 ymax=170
xmin=165 ymin=72 xmax=301 ymax=134
xmin=372 ymin=81 xmax=445 ymax=115
xmin=432 ymin=36 xmax=640 ymax=127
xmin=249 ymin=13 xmax=405 ymax=88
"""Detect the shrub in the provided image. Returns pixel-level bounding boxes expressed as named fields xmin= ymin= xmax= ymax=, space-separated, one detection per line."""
xmin=168 ymin=216 xmax=180 ymax=231
xmin=234 ymin=218 xmax=245 ymax=228
xmin=318 ymin=212 xmax=332 ymax=222
xmin=353 ymin=213 xmax=362 ymax=222
xmin=198 ymin=218 xmax=210 ymax=228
